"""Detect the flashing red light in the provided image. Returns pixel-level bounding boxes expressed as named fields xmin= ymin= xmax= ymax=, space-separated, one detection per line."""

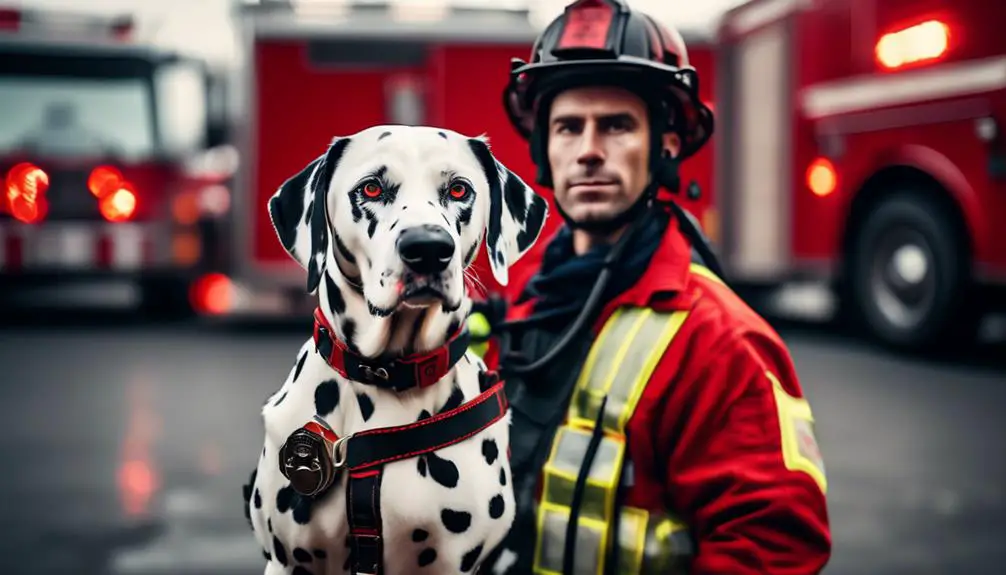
xmin=99 ymin=185 xmax=137 ymax=222
xmin=806 ymin=157 xmax=837 ymax=197
xmin=88 ymin=165 xmax=123 ymax=198
xmin=189 ymin=273 xmax=233 ymax=315
xmin=876 ymin=20 xmax=950 ymax=70
xmin=5 ymin=162 xmax=50 ymax=224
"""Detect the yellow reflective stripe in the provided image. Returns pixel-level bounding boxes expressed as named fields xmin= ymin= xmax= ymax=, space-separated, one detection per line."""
xmin=571 ymin=308 xmax=655 ymax=429
xmin=689 ymin=262 xmax=725 ymax=286
xmin=541 ymin=429 xmax=625 ymax=522
xmin=618 ymin=506 xmax=649 ymax=574
xmin=617 ymin=310 xmax=689 ymax=430
xmin=533 ymin=307 xmax=692 ymax=575
xmin=768 ymin=371 xmax=828 ymax=494
xmin=535 ymin=503 xmax=609 ymax=575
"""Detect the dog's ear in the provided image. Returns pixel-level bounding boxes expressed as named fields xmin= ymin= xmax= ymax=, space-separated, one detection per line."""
xmin=467 ymin=137 xmax=548 ymax=286
xmin=268 ymin=137 xmax=350 ymax=294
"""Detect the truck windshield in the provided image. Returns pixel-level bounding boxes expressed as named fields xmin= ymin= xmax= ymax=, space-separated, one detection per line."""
xmin=0 ymin=46 xmax=208 ymax=162
xmin=0 ymin=76 xmax=154 ymax=160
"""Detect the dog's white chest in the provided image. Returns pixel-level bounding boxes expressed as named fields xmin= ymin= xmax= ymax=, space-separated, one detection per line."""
xmin=249 ymin=345 xmax=515 ymax=575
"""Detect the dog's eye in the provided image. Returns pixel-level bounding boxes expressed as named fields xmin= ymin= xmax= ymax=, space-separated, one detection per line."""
xmin=362 ymin=182 xmax=382 ymax=198
xmin=448 ymin=183 xmax=469 ymax=200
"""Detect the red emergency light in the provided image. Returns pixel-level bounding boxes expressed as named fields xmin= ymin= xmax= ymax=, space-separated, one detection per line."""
xmin=88 ymin=165 xmax=138 ymax=222
xmin=875 ymin=19 xmax=950 ymax=70
xmin=4 ymin=162 xmax=50 ymax=224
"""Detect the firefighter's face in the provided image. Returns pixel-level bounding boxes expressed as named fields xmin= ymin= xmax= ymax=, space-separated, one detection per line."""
xmin=547 ymin=86 xmax=679 ymax=226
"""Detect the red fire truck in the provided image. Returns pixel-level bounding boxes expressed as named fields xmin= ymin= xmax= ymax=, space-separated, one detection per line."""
xmin=0 ymin=7 xmax=233 ymax=317
xmin=714 ymin=0 xmax=1006 ymax=350
xmin=223 ymin=1 xmax=716 ymax=316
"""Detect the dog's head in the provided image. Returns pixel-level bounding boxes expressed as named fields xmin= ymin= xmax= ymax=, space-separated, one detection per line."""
xmin=268 ymin=126 xmax=548 ymax=314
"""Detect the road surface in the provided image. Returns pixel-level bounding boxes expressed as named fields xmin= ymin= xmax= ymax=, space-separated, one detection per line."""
xmin=0 ymin=315 xmax=1003 ymax=575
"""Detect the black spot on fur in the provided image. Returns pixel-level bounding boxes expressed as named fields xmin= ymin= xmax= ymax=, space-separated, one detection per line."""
xmin=489 ymin=494 xmax=505 ymax=519
xmin=273 ymin=390 xmax=288 ymax=407
xmin=293 ymin=548 xmax=312 ymax=562
xmin=304 ymin=200 xmax=313 ymax=225
xmin=263 ymin=550 xmax=271 ymax=561
xmin=292 ymin=567 xmax=312 ymax=575
xmin=460 ymin=542 xmax=484 ymax=572
xmin=313 ymin=549 xmax=326 ymax=559
xmin=292 ymin=496 xmax=313 ymax=524
xmin=342 ymin=319 xmax=358 ymax=352
xmin=419 ymin=548 xmax=437 ymax=567
xmin=478 ymin=370 xmax=498 ymax=393
xmin=268 ymin=518 xmax=273 ymax=532
xmin=418 ymin=409 xmax=431 ymax=421
xmin=418 ymin=456 xmax=427 ymax=477
xmin=273 ymin=536 xmax=289 ymax=566
xmin=293 ymin=350 xmax=308 ymax=381
xmin=441 ymin=508 xmax=471 ymax=533
xmin=458 ymin=203 xmax=473 ymax=228
xmin=242 ymin=468 xmax=257 ymax=528
xmin=325 ymin=273 xmax=346 ymax=314
xmin=379 ymin=131 xmax=391 ymax=140
xmin=367 ymin=217 xmax=378 ymax=238
xmin=428 ymin=200 xmax=436 ymax=208
xmin=439 ymin=384 xmax=464 ymax=413
xmin=389 ymin=219 xmax=399 ymax=232
xmin=463 ymin=242 xmax=478 ymax=266
xmin=482 ymin=438 xmax=498 ymax=465
xmin=357 ymin=393 xmax=375 ymax=421
xmin=438 ymin=131 xmax=447 ymax=139
xmin=427 ymin=452 xmax=459 ymax=488
xmin=412 ymin=528 xmax=428 ymax=542
xmin=276 ymin=485 xmax=294 ymax=512
xmin=499 ymin=467 xmax=507 ymax=486
xmin=253 ymin=488 xmax=262 ymax=508
xmin=314 ymin=379 xmax=340 ymax=416
xmin=277 ymin=485 xmax=313 ymax=524
xmin=442 ymin=212 xmax=452 ymax=227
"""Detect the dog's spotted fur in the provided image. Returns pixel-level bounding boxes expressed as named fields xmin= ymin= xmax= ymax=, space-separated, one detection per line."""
xmin=244 ymin=126 xmax=548 ymax=574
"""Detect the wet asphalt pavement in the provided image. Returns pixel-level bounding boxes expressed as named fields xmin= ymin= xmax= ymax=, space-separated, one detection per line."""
xmin=0 ymin=313 xmax=1003 ymax=575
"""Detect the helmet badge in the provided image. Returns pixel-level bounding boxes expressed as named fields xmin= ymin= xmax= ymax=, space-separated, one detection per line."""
xmin=556 ymin=0 xmax=618 ymax=51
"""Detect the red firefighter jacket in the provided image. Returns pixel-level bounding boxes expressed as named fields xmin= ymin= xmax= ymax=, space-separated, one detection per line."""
xmin=482 ymin=215 xmax=832 ymax=574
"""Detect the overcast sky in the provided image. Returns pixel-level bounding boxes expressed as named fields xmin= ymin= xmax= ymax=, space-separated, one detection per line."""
xmin=17 ymin=0 xmax=747 ymax=65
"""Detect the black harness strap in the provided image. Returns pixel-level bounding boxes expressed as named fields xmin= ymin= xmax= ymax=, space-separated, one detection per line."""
xmin=344 ymin=381 xmax=510 ymax=574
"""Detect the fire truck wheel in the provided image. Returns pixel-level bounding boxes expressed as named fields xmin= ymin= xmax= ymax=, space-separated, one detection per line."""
xmin=846 ymin=192 xmax=979 ymax=352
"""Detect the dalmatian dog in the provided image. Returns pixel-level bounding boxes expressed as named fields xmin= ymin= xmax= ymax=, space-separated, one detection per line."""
xmin=242 ymin=125 xmax=549 ymax=575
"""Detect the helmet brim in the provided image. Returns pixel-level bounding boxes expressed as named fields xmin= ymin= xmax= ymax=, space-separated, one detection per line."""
xmin=503 ymin=57 xmax=713 ymax=159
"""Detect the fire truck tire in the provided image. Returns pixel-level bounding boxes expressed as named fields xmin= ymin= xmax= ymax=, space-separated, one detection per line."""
xmin=845 ymin=192 xmax=979 ymax=352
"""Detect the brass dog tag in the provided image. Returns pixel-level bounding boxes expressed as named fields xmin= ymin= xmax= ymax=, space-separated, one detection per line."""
xmin=278 ymin=425 xmax=340 ymax=498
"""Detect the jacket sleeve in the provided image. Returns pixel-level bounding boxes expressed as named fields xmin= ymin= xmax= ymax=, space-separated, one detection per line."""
xmin=657 ymin=328 xmax=832 ymax=575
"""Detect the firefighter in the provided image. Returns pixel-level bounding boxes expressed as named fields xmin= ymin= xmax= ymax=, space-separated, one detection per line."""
xmin=471 ymin=1 xmax=832 ymax=573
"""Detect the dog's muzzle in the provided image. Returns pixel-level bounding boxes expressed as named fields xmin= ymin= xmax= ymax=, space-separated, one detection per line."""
xmin=397 ymin=224 xmax=455 ymax=276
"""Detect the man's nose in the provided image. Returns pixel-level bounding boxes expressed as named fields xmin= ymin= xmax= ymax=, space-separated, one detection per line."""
xmin=576 ymin=124 xmax=605 ymax=165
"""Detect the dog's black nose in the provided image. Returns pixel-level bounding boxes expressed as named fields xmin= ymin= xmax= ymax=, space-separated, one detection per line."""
xmin=397 ymin=225 xmax=455 ymax=275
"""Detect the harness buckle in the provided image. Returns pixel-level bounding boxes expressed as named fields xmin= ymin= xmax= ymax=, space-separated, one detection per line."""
xmin=331 ymin=434 xmax=352 ymax=469
xmin=359 ymin=364 xmax=390 ymax=382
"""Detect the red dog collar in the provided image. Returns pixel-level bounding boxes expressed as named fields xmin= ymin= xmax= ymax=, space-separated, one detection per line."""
xmin=312 ymin=307 xmax=470 ymax=391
